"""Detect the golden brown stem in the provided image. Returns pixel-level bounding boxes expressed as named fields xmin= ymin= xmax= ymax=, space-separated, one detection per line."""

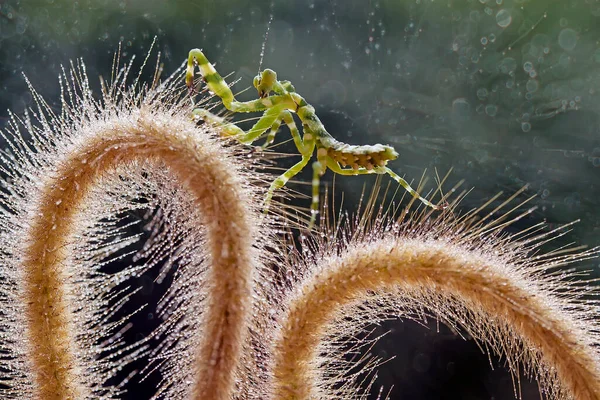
xmin=272 ymin=238 xmax=600 ymax=399
xmin=22 ymin=114 xmax=254 ymax=400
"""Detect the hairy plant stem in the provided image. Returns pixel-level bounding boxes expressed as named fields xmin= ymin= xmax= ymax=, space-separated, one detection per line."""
xmin=272 ymin=238 xmax=600 ymax=399
xmin=22 ymin=113 xmax=254 ymax=400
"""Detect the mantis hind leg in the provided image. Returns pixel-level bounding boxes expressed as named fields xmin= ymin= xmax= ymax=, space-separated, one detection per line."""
xmin=325 ymin=157 xmax=439 ymax=210
xmin=383 ymin=167 xmax=440 ymax=209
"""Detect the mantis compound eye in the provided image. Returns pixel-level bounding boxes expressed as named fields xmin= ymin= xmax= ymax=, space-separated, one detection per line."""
xmin=253 ymin=75 xmax=260 ymax=90
xmin=261 ymin=69 xmax=277 ymax=87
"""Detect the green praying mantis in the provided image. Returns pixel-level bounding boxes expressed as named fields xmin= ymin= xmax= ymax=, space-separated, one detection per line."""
xmin=186 ymin=49 xmax=443 ymax=227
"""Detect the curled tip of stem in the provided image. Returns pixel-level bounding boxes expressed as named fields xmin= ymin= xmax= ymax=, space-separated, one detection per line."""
xmin=21 ymin=110 xmax=257 ymax=400
xmin=272 ymin=222 xmax=600 ymax=399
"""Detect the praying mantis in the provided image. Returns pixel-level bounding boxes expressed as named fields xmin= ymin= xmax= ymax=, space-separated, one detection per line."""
xmin=186 ymin=49 xmax=442 ymax=227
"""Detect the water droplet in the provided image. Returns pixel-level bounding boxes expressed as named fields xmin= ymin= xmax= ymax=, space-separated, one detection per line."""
xmin=525 ymin=42 xmax=543 ymax=58
xmin=523 ymin=61 xmax=534 ymax=72
xmin=452 ymin=98 xmax=471 ymax=118
xmin=526 ymin=79 xmax=539 ymax=92
xmin=496 ymin=9 xmax=512 ymax=28
xmin=477 ymin=88 xmax=489 ymax=99
xmin=485 ymin=104 xmax=498 ymax=116
xmin=481 ymin=37 xmax=488 ymax=45
xmin=558 ymin=28 xmax=578 ymax=51
xmin=559 ymin=53 xmax=571 ymax=67
xmin=521 ymin=122 xmax=531 ymax=132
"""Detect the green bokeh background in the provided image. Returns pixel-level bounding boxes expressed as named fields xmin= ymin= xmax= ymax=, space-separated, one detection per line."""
xmin=1 ymin=0 xmax=599 ymax=398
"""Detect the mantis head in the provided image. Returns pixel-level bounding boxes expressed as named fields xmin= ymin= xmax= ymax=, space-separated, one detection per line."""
xmin=253 ymin=69 xmax=277 ymax=98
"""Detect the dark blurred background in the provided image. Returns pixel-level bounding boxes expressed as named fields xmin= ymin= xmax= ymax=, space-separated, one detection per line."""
xmin=1 ymin=0 xmax=599 ymax=398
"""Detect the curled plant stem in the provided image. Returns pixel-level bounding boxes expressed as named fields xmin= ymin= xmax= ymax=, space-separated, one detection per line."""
xmin=22 ymin=114 xmax=254 ymax=400
xmin=272 ymin=238 xmax=600 ymax=399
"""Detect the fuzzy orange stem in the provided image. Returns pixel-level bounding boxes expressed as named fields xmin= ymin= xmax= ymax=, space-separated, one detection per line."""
xmin=22 ymin=114 xmax=254 ymax=400
xmin=272 ymin=238 xmax=600 ymax=399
